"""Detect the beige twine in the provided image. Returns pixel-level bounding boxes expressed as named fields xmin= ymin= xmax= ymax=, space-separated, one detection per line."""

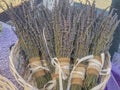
xmin=0 ymin=74 xmax=17 ymax=90
xmin=48 ymin=58 xmax=70 ymax=90
xmin=41 ymin=57 xmax=70 ymax=90
xmin=87 ymin=54 xmax=103 ymax=77
xmin=27 ymin=57 xmax=49 ymax=82
xmin=53 ymin=58 xmax=70 ymax=79
xmin=87 ymin=58 xmax=102 ymax=76
xmin=71 ymin=64 xmax=86 ymax=86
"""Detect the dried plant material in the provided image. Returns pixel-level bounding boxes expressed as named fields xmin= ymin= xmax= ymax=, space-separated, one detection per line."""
xmin=73 ymin=1 xmax=96 ymax=59
xmin=43 ymin=0 xmax=76 ymax=89
xmin=71 ymin=1 xmax=96 ymax=90
xmin=0 ymin=0 xmax=52 ymax=89
xmin=52 ymin=0 xmax=75 ymax=58
xmin=84 ymin=9 xmax=120 ymax=90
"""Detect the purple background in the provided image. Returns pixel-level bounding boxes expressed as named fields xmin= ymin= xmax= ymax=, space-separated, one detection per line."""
xmin=105 ymin=52 xmax=120 ymax=90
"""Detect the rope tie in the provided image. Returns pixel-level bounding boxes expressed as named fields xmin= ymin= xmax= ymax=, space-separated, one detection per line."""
xmin=51 ymin=58 xmax=68 ymax=90
xmin=43 ymin=28 xmax=69 ymax=90
xmin=87 ymin=59 xmax=102 ymax=75
xmin=87 ymin=53 xmax=108 ymax=76
xmin=27 ymin=58 xmax=49 ymax=82
xmin=72 ymin=67 xmax=86 ymax=80
xmin=43 ymin=57 xmax=70 ymax=90
xmin=71 ymin=66 xmax=86 ymax=86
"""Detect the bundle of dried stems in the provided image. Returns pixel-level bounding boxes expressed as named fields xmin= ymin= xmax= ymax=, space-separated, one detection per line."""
xmin=84 ymin=8 xmax=120 ymax=90
xmin=71 ymin=1 xmax=96 ymax=90
xmin=0 ymin=0 xmax=52 ymax=89
xmin=48 ymin=0 xmax=76 ymax=89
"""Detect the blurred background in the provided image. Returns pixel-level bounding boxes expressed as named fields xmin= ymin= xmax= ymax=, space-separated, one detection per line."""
xmin=0 ymin=0 xmax=112 ymax=21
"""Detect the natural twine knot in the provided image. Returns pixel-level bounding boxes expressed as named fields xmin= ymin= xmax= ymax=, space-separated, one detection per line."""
xmin=52 ymin=57 xmax=70 ymax=80
xmin=44 ymin=57 xmax=70 ymax=90
xmin=52 ymin=57 xmax=70 ymax=90
xmin=27 ymin=57 xmax=49 ymax=81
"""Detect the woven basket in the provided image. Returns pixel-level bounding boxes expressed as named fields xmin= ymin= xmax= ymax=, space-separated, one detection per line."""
xmin=9 ymin=41 xmax=38 ymax=90
xmin=9 ymin=41 xmax=111 ymax=90
xmin=0 ymin=74 xmax=17 ymax=90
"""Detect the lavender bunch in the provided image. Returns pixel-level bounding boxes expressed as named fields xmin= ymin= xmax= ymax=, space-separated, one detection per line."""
xmin=0 ymin=0 xmax=52 ymax=88
xmin=84 ymin=9 xmax=120 ymax=90
xmin=70 ymin=1 xmax=96 ymax=90
xmin=47 ymin=0 xmax=76 ymax=89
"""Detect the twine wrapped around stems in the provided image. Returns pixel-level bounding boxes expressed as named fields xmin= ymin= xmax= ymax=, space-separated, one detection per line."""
xmin=52 ymin=57 xmax=70 ymax=90
xmin=0 ymin=0 xmax=54 ymax=88
xmin=84 ymin=8 xmax=120 ymax=90
xmin=42 ymin=1 xmax=76 ymax=89
xmin=40 ymin=57 xmax=70 ymax=90
xmin=67 ymin=55 xmax=94 ymax=90
xmin=84 ymin=54 xmax=104 ymax=90
xmin=27 ymin=57 xmax=52 ymax=89
xmin=70 ymin=64 xmax=86 ymax=90
xmin=71 ymin=1 xmax=96 ymax=89
xmin=87 ymin=56 xmax=103 ymax=77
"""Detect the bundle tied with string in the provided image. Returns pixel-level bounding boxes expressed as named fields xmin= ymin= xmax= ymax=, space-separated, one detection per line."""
xmin=84 ymin=8 xmax=120 ymax=90
xmin=71 ymin=64 xmax=86 ymax=87
xmin=43 ymin=27 xmax=71 ymax=90
xmin=67 ymin=52 xmax=111 ymax=90
xmin=52 ymin=58 xmax=70 ymax=81
xmin=89 ymin=52 xmax=111 ymax=90
xmin=43 ymin=0 xmax=76 ymax=90
xmin=87 ymin=56 xmax=102 ymax=78
xmin=70 ymin=1 xmax=96 ymax=90
xmin=26 ymin=53 xmax=52 ymax=88
xmin=0 ymin=0 xmax=53 ymax=89
xmin=84 ymin=55 xmax=103 ymax=90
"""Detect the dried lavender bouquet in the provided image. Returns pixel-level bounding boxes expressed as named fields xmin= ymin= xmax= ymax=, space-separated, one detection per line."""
xmin=43 ymin=0 xmax=76 ymax=89
xmin=70 ymin=1 xmax=96 ymax=90
xmin=84 ymin=9 xmax=120 ymax=90
xmin=0 ymin=0 xmax=52 ymax=89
